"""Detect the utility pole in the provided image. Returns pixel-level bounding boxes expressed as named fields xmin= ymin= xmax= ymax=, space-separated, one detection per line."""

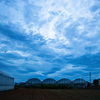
xmin=89 ymin=72 xmax=91 ymax=85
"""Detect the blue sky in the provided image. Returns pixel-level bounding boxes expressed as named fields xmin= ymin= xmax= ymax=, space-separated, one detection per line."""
xmin=0 ymin=0 xmax=100 ymax=83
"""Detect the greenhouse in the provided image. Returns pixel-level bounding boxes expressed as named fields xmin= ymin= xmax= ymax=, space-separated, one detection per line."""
xmin=97 ymin=78 xmax=100 ymax=86
xmin=73 ymin=78 xmax=87 ymax=88
xmin=26 ymin=78 xmax=41 ymax=86
xmin=57 ymin=78 xmax=73 ymax=86
xmin=42 ymin=78 xmax=56 ymax=85
xmin=0 ymin=71 xmax=14 ymax=91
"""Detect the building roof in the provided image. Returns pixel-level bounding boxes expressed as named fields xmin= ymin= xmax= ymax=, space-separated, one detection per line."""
xmin=0 ymin=70 xmax=13 ymax=78
xmin=58 ymin=78 xmax=72 ymax=81
xmin=73 ymin=78 xmax=86 ymax=84
xmin=28 ymin=78 xmax=41 ymax=82
xmin=43 ymin=78 xmax=56 ymax=82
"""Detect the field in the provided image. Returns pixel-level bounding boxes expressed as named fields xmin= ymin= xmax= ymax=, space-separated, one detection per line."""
xmin=0 ymin=88 xmax=100 ymax=100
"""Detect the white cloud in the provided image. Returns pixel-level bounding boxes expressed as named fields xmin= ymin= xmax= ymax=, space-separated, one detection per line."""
xmin=48 ymin=64 xmax=86 ymax=77
xmin=28 ymin=71 xmax=44 ymax=76
xmin=0 ymin=0 xmax=99 ymax=58
xmin=6 ymin=50 xmax=30 ymax=57
xmin=30 ymin=0 xmax=99 ymax=57
xmin=1 ymin=0 xmax=100 ymax=82
xmin=0 ymin=1 xmax=25 ymax=24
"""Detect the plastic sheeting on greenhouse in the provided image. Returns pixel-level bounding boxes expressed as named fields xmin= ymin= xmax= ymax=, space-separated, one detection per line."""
xmin=58 ymin=78 xmax=72 ymax=84
xmin=26 ymin=78 xmax=41 ymax=86
xmin=73 ymin=78 xmax=87 ymax=88
xmin=0 ymin=71 xmax=14 ymax=91
xmin=42 ymin=78 xmax=56 ymax=85
xmin=57 ymin=78 xmax=73 ymax=86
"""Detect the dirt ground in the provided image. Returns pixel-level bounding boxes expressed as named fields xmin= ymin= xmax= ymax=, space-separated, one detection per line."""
xmin=0 ymin=88 xmax=100 ymax=100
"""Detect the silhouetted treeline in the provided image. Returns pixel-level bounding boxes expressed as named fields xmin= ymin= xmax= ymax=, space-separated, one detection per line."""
xmin=93 ymin=79 xmax=99 ymax=86
xmin=24 ymin=84 xmax=74 ymax=89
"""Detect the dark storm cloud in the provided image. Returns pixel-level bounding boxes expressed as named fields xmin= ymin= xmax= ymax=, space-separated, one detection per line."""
xmin=0 ymin=53 xmax=23 ymax=60
xmin=0 ymin=23 xmax=46 ymax=52
xmin=68 ymin=52 xmax=100 ymax=68
xmin=0 ymin=24 xmax=26 ymax=41
xmin=0 ymin=60 xmax=16 ymax=71
xmin=43 ymin=67 xmax=62 ymax=75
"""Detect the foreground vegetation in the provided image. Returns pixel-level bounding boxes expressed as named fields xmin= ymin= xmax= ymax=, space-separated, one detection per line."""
xmin=24 ymin=84 xmax=74 ymax=89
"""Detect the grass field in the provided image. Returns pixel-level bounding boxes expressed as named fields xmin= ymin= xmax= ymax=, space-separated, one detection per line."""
xmin=0 ymin=88 xmax=100 ymax=100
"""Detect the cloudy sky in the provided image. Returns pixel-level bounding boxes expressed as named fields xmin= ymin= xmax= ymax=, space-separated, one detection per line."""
xmin=0 ymin=0 xmax=100 ymax=83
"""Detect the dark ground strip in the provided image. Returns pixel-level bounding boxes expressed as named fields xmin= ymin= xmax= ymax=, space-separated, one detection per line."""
xmin=0 ymin=88 xmax=100 ymax=100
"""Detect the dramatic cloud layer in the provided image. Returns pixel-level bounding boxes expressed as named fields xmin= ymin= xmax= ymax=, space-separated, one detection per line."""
xmin=0 ymin=0 xmax=100 ymax=82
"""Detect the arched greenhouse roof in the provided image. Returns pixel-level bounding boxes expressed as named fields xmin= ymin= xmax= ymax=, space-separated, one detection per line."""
xmin=42 ymin=78 xmax=56 ymax=84
xmin=0 ymin=70 xmax=13 ymax=78
xmin=27 ymin=78 xmax=41 ymax=85
xmin=73 ymin=78 xmax=86 ymax=84
xmin=57 ymin=78 xmax=72 ymax=84
xmin=28 ymin=78 xmax=41 ymax=81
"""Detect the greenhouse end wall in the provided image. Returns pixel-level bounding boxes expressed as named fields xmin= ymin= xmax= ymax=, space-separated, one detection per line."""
xmin=0 ymin=71 xmax=14 ymax=91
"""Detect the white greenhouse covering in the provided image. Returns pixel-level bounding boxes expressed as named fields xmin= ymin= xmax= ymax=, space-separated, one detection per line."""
xmin=26 ymin=78 xmax=41 ymax=86
xmin=42 ymin=78 xmax=56 ymax=84
xmin=73 ymin=78 xmax=87 ymax=88
xmin=0 ymin=71 xmax=14 ymax=91
xmin=58 ymin=78 xmax=72 ymax=84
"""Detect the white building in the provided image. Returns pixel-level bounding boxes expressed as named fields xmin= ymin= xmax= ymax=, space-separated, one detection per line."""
xmin=0 ymin=71 xmax=14 ymax=91
xmin=98 ymin=78 xmax=100 ymax=86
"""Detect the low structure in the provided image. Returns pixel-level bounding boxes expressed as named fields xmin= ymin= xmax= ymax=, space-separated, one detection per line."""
xmin=25 ymin=78 xmax=88 ymax=88
xmin=93 ymin=78 xmax=100 ymax=86
xmin=57 ymin=78 xmax=73 ymax=87
xmin=98 ymin=78 xmax=100 ymax=86
xmin=26 ymin=78 xmax=41 ymax=86
xmin=42 ymin=78 xmax=56 ymax=85
xmin=0 ymin=71 xmax=14 ymax=91
xmin=73 ymin=78 xmax=87 ymax=88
